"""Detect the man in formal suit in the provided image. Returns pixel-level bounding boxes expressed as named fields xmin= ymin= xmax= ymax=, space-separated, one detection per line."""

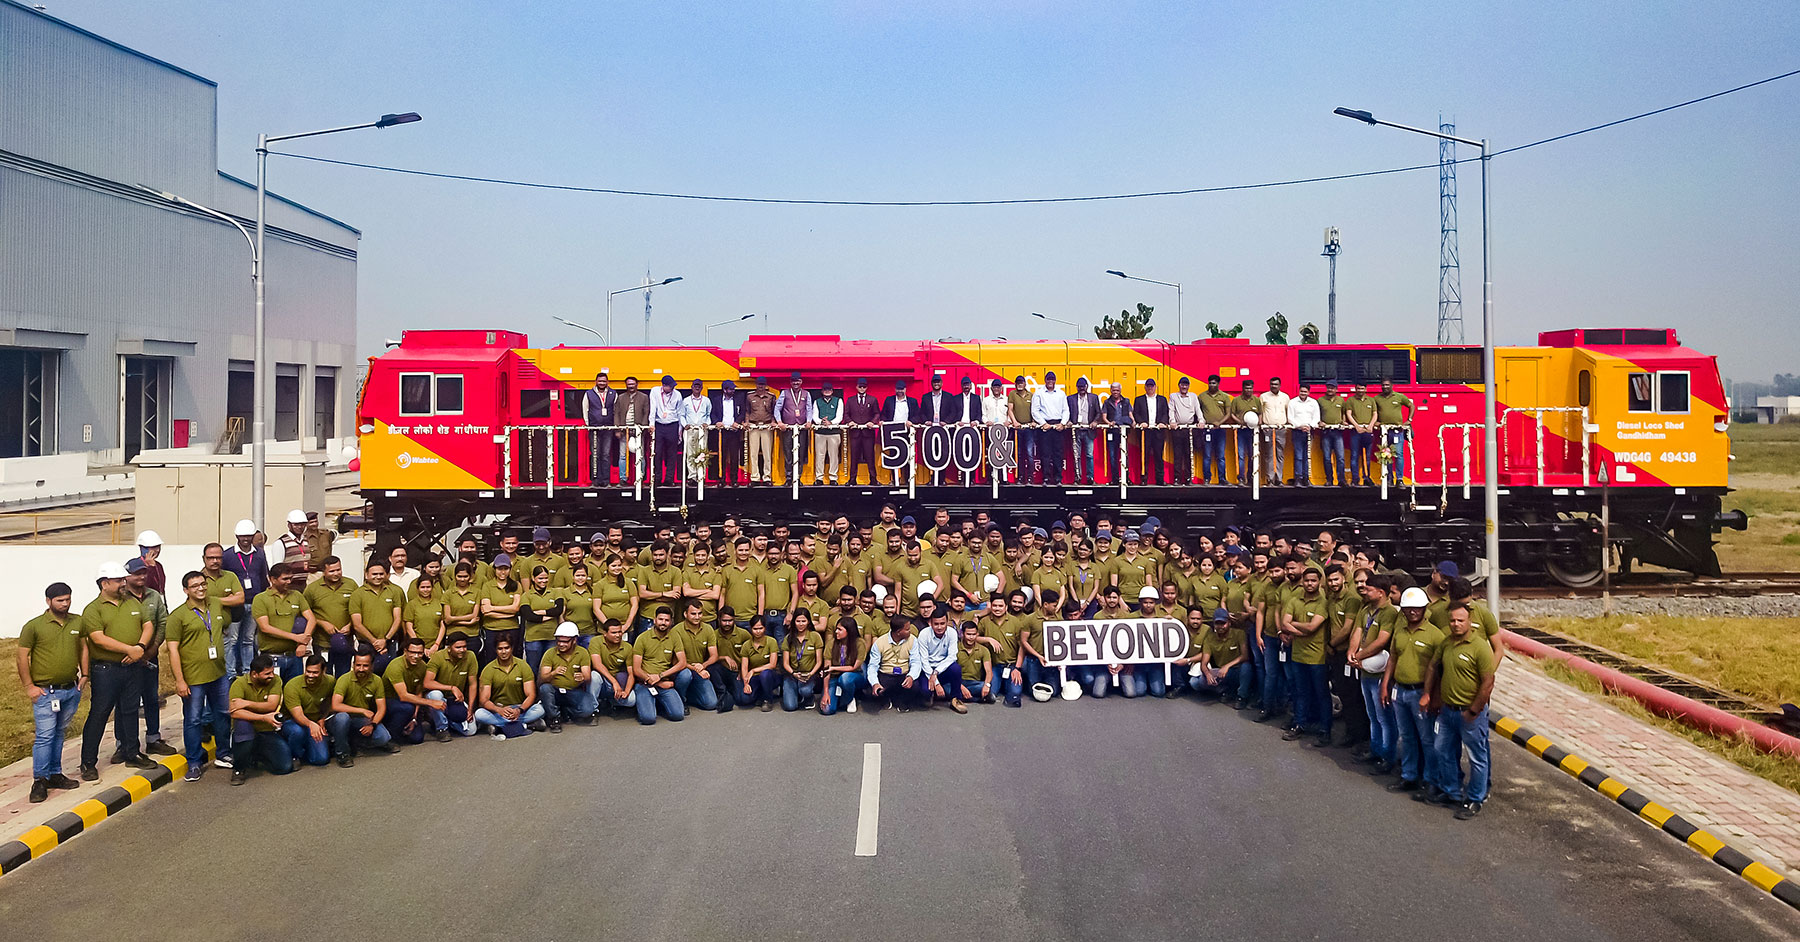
xmin=844 ymin=378 xmax=881 ymax=485
xmin=1133 ymin=378 xmax=1171 ymax=485
xmin=616 ymin=376 xmax=652 ymax=485
xmin=1067 ymin=377 xmax=1102 ymax=485
xmin=583 ymin=373 xmax=618 ymax=485
xmin=1102 ymin=381 xmax=1134 ymax=483
xmin=919 ymin=374 xmax=955 ymax=424
xmin=881 ymin=380 xmax=916 ymax=485
xmin=941 ymin=376 xmax=980 ymax=482
xmin=710 ymin=380 xmax=747 ymax=485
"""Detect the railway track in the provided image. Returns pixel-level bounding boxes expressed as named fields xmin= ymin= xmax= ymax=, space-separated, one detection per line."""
xmin=1502 ymin=621 xmax=1775 ymax=722
xmin=0 ymin=470 xmax=363 ymax=543
xmin=1504 ymin=571 xmax=1800 ymax=599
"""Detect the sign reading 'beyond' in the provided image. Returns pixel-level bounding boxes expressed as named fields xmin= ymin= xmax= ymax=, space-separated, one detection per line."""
xmin=1040 ymin=618 xmax=1188 ymax=667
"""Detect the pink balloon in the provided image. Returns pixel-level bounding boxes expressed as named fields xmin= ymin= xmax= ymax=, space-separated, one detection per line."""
xmin=347 ymin=457 xmax=361 ymax=472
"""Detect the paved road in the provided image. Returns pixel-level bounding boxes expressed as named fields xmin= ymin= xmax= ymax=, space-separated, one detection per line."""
xmin=1 ymin=698 xmax=1795 ymax=941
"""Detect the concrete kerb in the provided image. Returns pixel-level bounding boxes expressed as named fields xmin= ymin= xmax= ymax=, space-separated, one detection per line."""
xmin=1490 ymin=711 xmax=1800 ymax=911
xmin=0 ymin=744 xmax=210 ymax=877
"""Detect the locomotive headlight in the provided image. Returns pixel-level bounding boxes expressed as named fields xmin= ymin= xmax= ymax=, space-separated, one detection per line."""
xmin=1714 ymin=421 xmax=1729 ymax=432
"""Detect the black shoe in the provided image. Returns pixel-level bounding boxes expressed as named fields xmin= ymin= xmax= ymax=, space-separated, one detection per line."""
xmin=230 ymin=769 xmax=246 ymax=786
xmin=1350 ymin=747 xmax=1374 ymax=762
xmin=45 ymin=773 xmax=80 ymax=790
xmin=760 ymin=701 xmax=774 ymax=712
xmin=1311 ymin=735 xmax=1334 ymax=748
xmin=716 ymin=704 xmax=734 ymax=714
xmin=1254 ymin=710 xmax=1277 ymax=723
xmin=146 ymin=740 xmax=178 ymax=757
xmin=108 ymin=751 xmax=126 ymax=766
xmin=29 ymin=779 xmax=48 ymax=803
xmin=1281 ymin=728 xmax=1306 ymax=741
xmin=435 ymin=729 xmax=451 ymax=743
xmin=1386 ymin=779 xmax=1421 ymax=793
xmin=79 ymin=764 xmax=98 ymax=782
xmin=1233 ymin=698 xmax=1251 ymax=711
xmin=1454 ymin=801 xmax=1483 ymax=820
xmin=547 ymin=722 xmax=564 ymax=734
xmin=378 ymin=742 xmax=399 ymax=754
xmin=123 ymin=753 xmax=156 ymax=770
xmin=1163 ymin=690 xmax=1182 ymax=699
xmin=336 ymin=754 xmax=354 ymax=768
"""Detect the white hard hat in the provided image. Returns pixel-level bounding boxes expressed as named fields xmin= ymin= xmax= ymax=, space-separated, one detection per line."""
xmin=1360 ymin=650 xmax=1391 ymax=673
xmin=1188 ymin=662 xmax=1206 ymax=677
xmin=916 ymin=579 xmax=938 ymax=598
xmin=869 ymin=584 xmax=887 ymax=602
xmin=1243 ymin=411 xmax=1260 ymax=427
xmin=1138 ymin=586 xmax=1160 ymax=600
xmin=982 ymin=573 xmax=1001 ymax=593
xmin=286 ymin=509 xmax=308 ymax=525
xmin=96 ymin=561 xmax=129 ymax=580
xmin=626 ymin=436 xmax=641 ymax=454
xmin=234 ymin=518 xmax=258 ymax=537
xmin=1019 ymin=586 xmax=1033 ymax=603
xmin=1031 ymin=682 xmax=1055 ymax=703
xmin=136 ymin=530 xmax=162 ymax=547
xmin=553 ymin=622 xmax=579 ymax=638
xmin=1399 ymin=587 xmax=1430 ymax=609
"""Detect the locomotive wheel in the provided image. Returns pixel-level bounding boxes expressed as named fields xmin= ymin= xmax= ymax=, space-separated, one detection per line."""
xmin=1545 ymin=556 xmax=1604 ymax=589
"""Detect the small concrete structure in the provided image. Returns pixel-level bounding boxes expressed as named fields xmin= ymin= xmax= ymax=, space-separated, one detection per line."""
xmin=133 ymin=449 xmax=328 ymax=545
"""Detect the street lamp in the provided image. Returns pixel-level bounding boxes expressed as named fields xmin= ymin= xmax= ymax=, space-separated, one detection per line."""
xmin=705 ymin=313 xmax=756 ymax=343
xmin=607 ymin=276 xmax=684 ymax=346
xmin=1104 ymin=270 xmax=1183 ymax=343
xmin=253 ymin=111 xmax=420 ymax=533
xmin=1030 ymin=311 xmax=1081 ymax=338
xmin=1335 ymin=105 xmax=1499 ymax=620
xmin=551 ymin=316 xmax=607 ymax=342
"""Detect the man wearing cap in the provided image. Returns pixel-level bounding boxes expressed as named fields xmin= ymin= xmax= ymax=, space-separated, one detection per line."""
xmin=1168 ymin=376 xmax=1200 ymax=484
xmin=1229 ymin=380 xmax=1262 ymax=485
xmin=710 ymin=379 xmax=746 ymax=485
xmin=1193 ymin=607 xmax=1252 ymax=705
xmin=1382 ymin=586 xmax=1446 ymax=795
xmin=166 ymin=570 xmax=232 ymax=781
xmin=19 ymin=582 xmax=85 ymax=801
xmin=1133 ymin=378 xmax=1170 ymax=485
xmin=221 ymin=519 xmax=270 ymax=678
xmin=79 ymin=562 xmax=156 ymax=778
xmin=617 ymin=376 xmax=651 ymax=483
xmin=512 ymin=527 xmax=558 ymax=581
xmin=1065 ymin=377 xmax=1102 ymax=485
xmin=1031 ymin=371 xmax=1069 ymax=485
xmin=744 ymin=375 xmax=778 ymax=484
xmin=135 ymin=530 xmax=167 ymax=595
xmin=1316 ymin=380 xmax=1350 ymax=486
xmin=537 ymin=623 xmax=596 ymax=730
xmin=651 ymin=374 xmax=685 ymax=487
xmin=775 ymin=371 xmax=813 ymax=484
xmin=1100 ymin=381 xmax=1133 ymax=483
xmin=919 ymin=372 xmax=954 ymax=425
xmin=1289 ymin=384 xmax=1320 ymax=486
xmin=979 ymin=378 xmax=1011 ymax=484
xmin=584 ymin=372 xmax=620 ymax=484
xmin=1259 ymin=377 xmax=1293 ymax=486
xmin=1005 ymin=375 xmax=1035 ymax=482
xmin=1425 ymin=560 xmax=1457 ymax=628
xmin=122 ymin=556 xmax=176 ymax=758
xmin=679 ymin=378 xmax=713 ymax=484
xmin=328 ymin=649 xmax=396 ymax=765
xmin=844 ymin=378 xmax=881 ymax=485
xmin=811 ymin=379 xmax=845 ymax=484
xmin=1427 ymin=602 xmax=1497 ymax=819
xmin=1197 ymin=375 xmax=1233 ymax=485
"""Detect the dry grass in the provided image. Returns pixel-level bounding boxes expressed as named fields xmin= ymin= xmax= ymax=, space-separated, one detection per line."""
xmin=1533 ymin=614 xmax=1800 ymax=706
xmin=0 ymin=639 xmax=175 ymax=769
xmin=1533 ymin=660 xmax=1800 ymax=797
xmin=1715 ymin=423 xmax=1800 ymax=572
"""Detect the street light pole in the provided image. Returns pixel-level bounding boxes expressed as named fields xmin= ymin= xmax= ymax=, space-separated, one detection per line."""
xmin=252 ymin=111 xmax=419 ymax=533
xmin=1335 ymin=106 xmax=1499 ymax=620
xmin=1030 ymin=311 xmax=1080 ymax=338
xmin=552 ymin=316 xmax=607 ymax=342
xmin=607 ymin=276 xmax=684 ymax=347
xmin=1104 ymin=270 xmax=1183 ymax=343
xmin=705 ymin=313 xmax=756 ymax=343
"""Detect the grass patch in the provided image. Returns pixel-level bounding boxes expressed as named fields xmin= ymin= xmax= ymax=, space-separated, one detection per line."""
xmin=1533 ymin=659 xmax=1800 ymax=797
xmin=0 ymin=639 xmax=174 ymax=769
xmin=1533 ymin=614 xmax=1800 ymax=706
xmin=1727 ymin=422 xmax=1800 ymax=478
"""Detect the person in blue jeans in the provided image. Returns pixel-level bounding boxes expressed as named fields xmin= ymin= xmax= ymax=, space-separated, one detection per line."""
xmin=1127 ymin=588 xmax=1169 ymax=698
xmin=228 ymin=655 xmax=294 ymax=785
xmin=818 ymin=617 xmax=866 ymax=715
xmin=737 ymin=621 xmax=782 ymax=710
xmin=219 ymin=520 xmax=269 ymax=678
xmin=1382 ymin=588 xmax=1445 ymax=796
xmin=327 ymin=650 xmax=397 ymax=765
xmin=629 ymin=608 xmax=688 ymax=724
xmin=20 ymin=583 xmax=83 ymax=802
xmin=536 ymin=625 xmax=597 ymax=730
xmin=1188 ymin=608 xmax=1253 ymax=705
xmin=165 ymin=571 xmax=233 ymax=782
xmin=1425 ymin=603 xmax=1498 ymax=819
xmin=280 ymin=655 xmax=336 ymax=767
xmin=780 ymin=609 xmax=823 ymax=711
xmin=1351 ymin=577 xmax=1400 ymax=773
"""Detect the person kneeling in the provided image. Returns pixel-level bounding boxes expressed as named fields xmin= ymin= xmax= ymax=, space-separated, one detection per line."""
xmin=1191 ymin=608 xmax=1252 ymax=707
xmin=537 ymin=623 xmax=596 ymax=731
xmin=476 ymin=637 xmax=544 ymax=739
xmin=328 ymin=648 xmax=397 ymax=766
xmin=228 ymin=654 xmax=293 ymax=785
xmin=910 ymin=610 xmax=967 ymax=713
xmin=863 ymin=617 xmax=917 ymax=714
xmin=738 ymin=620 xmax=782 ymax=711
xmin=958 ymin=622 xmax=994 ymax=703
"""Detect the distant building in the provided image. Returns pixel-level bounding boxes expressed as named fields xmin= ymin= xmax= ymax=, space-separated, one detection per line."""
xmin=1753 ymin=396 xmax=1800 ymax=424
xmin=0 ymin=0 xmax=357 ymax=473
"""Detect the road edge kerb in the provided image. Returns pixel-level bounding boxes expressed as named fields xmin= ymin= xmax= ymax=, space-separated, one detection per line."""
xmin=1490 ymin=711 xmax=1800 ymax=911
xmin=0 ymin=746 xmax=207 ymax=877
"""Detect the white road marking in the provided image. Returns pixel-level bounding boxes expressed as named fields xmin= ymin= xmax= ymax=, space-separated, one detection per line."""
xmin=855 ymin=742 xmax=881 ymax=857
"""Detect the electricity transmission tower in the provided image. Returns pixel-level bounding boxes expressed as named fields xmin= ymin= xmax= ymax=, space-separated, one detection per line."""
xmin=1437 ymin=115 xmax=1464 ymax=343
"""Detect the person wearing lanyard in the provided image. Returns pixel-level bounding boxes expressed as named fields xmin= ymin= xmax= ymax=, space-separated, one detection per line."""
xmin=166 ymin=571 xmax=232 ymax=782
xmin=211 ymin=533 xmax=256 ymax=679
xmin=779 ymin=608 xmax=824 ymax=711
xmin=18 ymin=582 xmax=85 ymax=802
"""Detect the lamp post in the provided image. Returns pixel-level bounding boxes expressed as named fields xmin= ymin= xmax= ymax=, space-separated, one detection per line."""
xmin=1104 ymin=270 xmax=1183 ymax=343
xmin=607 ymin=277 xmax=684 ymax=347
xmin=253 ymin=111 xmax=420 ymax=533
xmin=705 ymin=313 xmax=756 ymax=343
xmin=552 ymin=316 xmax=607 ymax=342
xmin=1334 ymin=106 xmax=1499 ymax=619
xmin=1030 ymin=311 xmax=1080 ymax=338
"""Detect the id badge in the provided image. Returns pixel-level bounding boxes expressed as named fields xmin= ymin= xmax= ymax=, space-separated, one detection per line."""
xmin=1278 ymin=649 xmax=1288 ymax=663
xmin=1344 ymin=664 xmax=1353 ymax=678
xmin=209 ymin=646 xmax=219 ymax=660
xmin=51 ymin=697 xmax=61 ymax=713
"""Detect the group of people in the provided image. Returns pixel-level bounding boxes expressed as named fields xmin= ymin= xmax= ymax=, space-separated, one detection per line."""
xmin=575 ymin=371 xmax=1417 ymax=488
xmin=17 ymin=505 xmax=1496 ymax=819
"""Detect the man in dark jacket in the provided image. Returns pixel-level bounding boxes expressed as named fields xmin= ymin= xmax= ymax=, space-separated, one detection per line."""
xmin=1102 ymin=381 xmax=1134 ymax=483
xmin=1067 ymin=378 xmax=1103 ymax=485
xmin=1133 ymin=378 xmax=1171 ymax=485
xmin=616 ymin=376 xmax=652 ymax=485
xmin=881 ymin=381 xmax=917 ymax=485
xmin=710 ymin=380 xmax=747 ymax=485
xmin=583 ymin=373 xmax=618 ymax=485
xmin=844 ymin=378 xmax=881 ymax=486
xmin=919 ymin=374 xmax=955 ymax=424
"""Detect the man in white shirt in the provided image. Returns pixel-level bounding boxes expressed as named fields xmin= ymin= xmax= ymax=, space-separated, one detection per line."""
xmin=679 ymin=379 xmax=713 ymax=484
xmin=1030 ymin=371 xmax=1070 ymax=485
xmin=651 ymin=375 xmax=684 ymax=487
xmin=1258 ymin=377 xmax=1293 ymax=486
xmin=982 ymin=378 xmax=1012 ymax=484
xmin=1168 ymin=376 xmax=1201 ymax=484
xmin=1288 ymin=385 xmax=1321 ymax=487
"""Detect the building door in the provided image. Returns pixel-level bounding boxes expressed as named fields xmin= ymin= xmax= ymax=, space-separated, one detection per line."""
xmin=1 ymin=349 xmax=57 ymax=458
xmin=274 ymin=367 xmax=300 ymax=442
xmin=224 ymin=363 xmax=253 ymax=453
xmin=121 ymin=356 xmax=170 ymax=462
xmin=1502 ymin=358 xmax=1539 ymax=477
xmin=313 ymin=370 xmax=337 ymax=449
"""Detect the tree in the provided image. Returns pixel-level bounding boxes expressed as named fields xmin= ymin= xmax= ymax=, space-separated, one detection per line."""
xmin=1264 ymin=312 xmax=1289 ymax=345
xmin=1775 ymin=373 xmax=1800 ymax=397
xmin=1206 ymin=321 xmax=1244 ymax=339
xmin=1299 ymin=322 xmax=1320 ymax=344
xmin=1096 ymin=303 xmax=1154 ymax=340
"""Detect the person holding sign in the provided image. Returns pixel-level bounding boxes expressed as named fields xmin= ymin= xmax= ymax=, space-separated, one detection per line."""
xmin=1130 ymin=588 xmax=1168 ymax=698
xmin=1081 ymin=586 xmax=1138 ymax=699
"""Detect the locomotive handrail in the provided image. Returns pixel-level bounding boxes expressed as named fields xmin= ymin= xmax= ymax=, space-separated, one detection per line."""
xmin=1497 ymin=407 xmax=1590 ymax=487
xmin=1435 ymin=423 xmax=1483 ymax=511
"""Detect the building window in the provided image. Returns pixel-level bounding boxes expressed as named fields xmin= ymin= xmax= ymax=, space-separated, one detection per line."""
xmin=1627 ymin=372 xmax=1654 ymax=413
xmin=0 ymin=349 xmax=58 ymax=458
xmin=1658 ymin=371 xmax=1690 ymax=414
xmin=435 ymin=375 xmax=464 ymax=415
xmin=314 ymin=371 xmax=337 ymax=449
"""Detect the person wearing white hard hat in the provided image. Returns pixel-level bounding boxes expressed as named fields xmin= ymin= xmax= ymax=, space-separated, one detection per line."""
xmin=221 ymin=520 xmax=271 ymax=677
xmin=1127 ymin=586 xmax=1169 ymax=698
xmin=278 ymin=509 xmax=311 ymax=575
xmin=536 ymin=623 xmax=596 ymax=731
xmin=78 ymin=561 xmax=157 ymax=779
xmin=1381 ymin=586 xmax=1445 ymax=798
xmin=135 ymin=530 xmax=167 ymax=595
xmin=1350 ymin=573 xmax=1402 ymax=775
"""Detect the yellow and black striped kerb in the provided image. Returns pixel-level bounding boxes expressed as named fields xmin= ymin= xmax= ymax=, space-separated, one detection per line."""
xmin=0 ymin=751 xmax=197 ymax=876
xmin=1491 ymin=713 xmax=1799 ymax=911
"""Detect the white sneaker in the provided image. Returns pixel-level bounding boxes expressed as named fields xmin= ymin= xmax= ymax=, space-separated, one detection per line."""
xmin=212 ymin=755 xmax=234 ymax=769
xmin=462 ymin=721 xmax=477 ymax=736
xmin=490 ymin=732 xmax=507 ymax=741
xmin=846 ymin=698 xmax=858 ymax=714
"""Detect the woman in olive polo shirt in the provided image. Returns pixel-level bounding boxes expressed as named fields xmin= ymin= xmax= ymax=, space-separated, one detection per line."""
xmin=518 ymin=565 xmax=566 ymax=673
xmin=404 ymin=576 xmax=447 ymax=654
xmin=596 ymin=554 xmax=639 ymax=640
xmin=477 ymin=555 xmax=523 ymax=667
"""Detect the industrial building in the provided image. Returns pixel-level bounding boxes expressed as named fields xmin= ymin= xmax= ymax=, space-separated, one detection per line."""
xmin=0 ymin=0 xmax=358 ymax=485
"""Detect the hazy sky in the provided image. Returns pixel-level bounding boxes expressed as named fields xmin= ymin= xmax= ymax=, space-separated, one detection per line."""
xmin=48 ymin=1 xmax=1800 ymax=381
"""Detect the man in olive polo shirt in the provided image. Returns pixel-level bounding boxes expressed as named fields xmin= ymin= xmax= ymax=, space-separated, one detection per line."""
xmin=200 ymin=543 xmax=246 ymax=677
xmin=1427 ymin=602 xmax=1498 ymax=819
xmin=1373 ymin=378 xmax=1414 ymax=481
xmin=720 ymin=539 xmax=765 ymax=628
xmin=956 ymin=621 xmax=994 ymax=703
xmin=166 ymin=570 xmax=233 ymax=781
xmin=382 ymin=637 xmax=440 ymax=744
xmin=1228 ymin=380 xmax=1262 ymax=485
xmin=1381 ymin=587 xmax=1445 ymax=795
xmin=18 ymin=582 xmax=85 ymax=801
xmin=349 ymin=560 xmax=406 ymax=667
xmin=586 ymin=619 xmax=638 ymax=716
xmin=423 ymin=633 xmax=480 ymax=736
xmin=633 ymin=542 xmax=684 ymax=636
xmin=1194 ymin=607 xmax=1252 ymax=706
xmin=537 ymin=623 xmax=596 ymax=730
xmin=329 ymin=649 xmax=396 ymax=766
xmin=254 ymin=562 xmax=316 ymax=680
xmin=304 ymin=556 xmax=360 ymax=676
xmin=281 ymin=655 xmax=335 ymax=767
xmin=673 ymin=599 xmax=723 ymax=713
xmin=1316 ymin=380 xmax=1350 ymax=486
xmin=78 ymin=561 xmax=155 ymax=779
xmin=476 ymin=637 xmax=543 ymax=739
xmin=1196 ymin=374 xmax=1233 ymax=485
xmin=630 ymin=607 xmax=690 ymax=724
xmin=228 ymin=654 xmax=293 ymax=785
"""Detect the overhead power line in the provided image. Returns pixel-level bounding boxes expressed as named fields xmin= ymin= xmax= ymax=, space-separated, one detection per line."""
xmin=270 ymin=67 xmax=1799 ymax=207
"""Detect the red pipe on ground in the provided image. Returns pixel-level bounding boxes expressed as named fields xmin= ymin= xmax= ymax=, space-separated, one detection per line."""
xmin=1500 ymin=629 xmax=1800 ymax=761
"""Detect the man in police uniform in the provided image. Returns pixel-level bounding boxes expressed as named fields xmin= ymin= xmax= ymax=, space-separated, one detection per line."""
xmin=18 ymin=582 xmax=85 ymax=801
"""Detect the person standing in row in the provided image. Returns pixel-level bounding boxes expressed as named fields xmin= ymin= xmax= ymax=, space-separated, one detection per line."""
xmin=1008 ymin=375 xmax=1036 ymax=482
xmin=1195 ymin=375 xmax=1232 ymax=485
xmin=844 ymin=378 xmax=881 ymax=485
xmin=650 ymin=375 xmax=684 ymax=487
xmin=1316 ymin=380 xmax=1349 ymax=486
xmin=1289 ymin=384 xmax=1320 ymax=487
xmin=166 ymin=571 xmax=232 ymax=782
xmin=710 ymin=379 xmax=745 ymax=485
xmin=1347 ymin=381 xmax=1378 ymax=486
xmin=1031 ymin=372 xmax=1069 ymax=484
xmin=584 ymin=372 xmax=619 ymax=485
xmin=1134 ymin=378 xmax=1169 ymax=485
xmin=18 ymin=583 xmax=84 ymax=802
xmin=1101 ymin=381 xmax=1132 ymax=483
xmin=812 ymin=379 xmax=845 ymax=485
xmin=1168 ymin=376 xmax=1200 ymax=484
xmin=1064 ymin=377 xmax=1101 ymax=485
xmin=79 ymin=562 xmax=155 ymax=779
xmin=775 ymin=371 xmax=813 ymax=483
xmin=745 ymin=375 xmax=778 ymax=484
xmin=1259 ymin=377 xmax=1292 ymax=486
xmin=680 ymin=379 xmax=712 ymax=485
xmin=220 ymin=519 xmax=269 ymax=678
xmin=615 ymin=376 xmax=651 ymax=484
xmin=123 ymin=557 xmax=176 ymax=758
xmin=1375 ymin=378 xmax=1415 ymax=482
xmin=1229 ymin=380 xmax=1261 ymax=485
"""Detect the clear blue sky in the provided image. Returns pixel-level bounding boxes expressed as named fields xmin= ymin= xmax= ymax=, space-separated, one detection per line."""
xmin=51 ymin=0 xmax=1800 ymax=382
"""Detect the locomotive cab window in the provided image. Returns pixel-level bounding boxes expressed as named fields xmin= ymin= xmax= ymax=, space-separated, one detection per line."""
xmin=399 ymin=373 xmax=433 ymax=415
xmin=1627 ymin=373 xmax=1653 ymax=412
xmin=435 ymin=375 xmax=464 ymax=415
xmin=1657 ymin=371 xmax=1690 ymax=414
